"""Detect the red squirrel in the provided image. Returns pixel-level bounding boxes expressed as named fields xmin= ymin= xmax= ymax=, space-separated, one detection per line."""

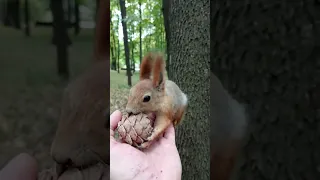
xmin=210 ymin=72 xmax=248 ymax=180
xmin=126 ymin=53 xmax=188 ymax=149
xmin=49 ymin=0 xmax=109 ymax=176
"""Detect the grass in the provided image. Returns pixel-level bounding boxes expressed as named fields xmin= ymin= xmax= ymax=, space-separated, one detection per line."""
xmin=110 ymin=70 xmax=139 ymax=113
xmin=0 ymin=26 xmax=95 ymax=170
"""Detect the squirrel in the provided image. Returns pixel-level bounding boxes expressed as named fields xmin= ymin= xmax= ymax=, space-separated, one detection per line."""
xmin=125 ymin=53 xmax=188 ymax=149
xmin=210 ymin=72 xmax=248 ymax=180
xmin=49 ymin=0 xmax=109 ymax=176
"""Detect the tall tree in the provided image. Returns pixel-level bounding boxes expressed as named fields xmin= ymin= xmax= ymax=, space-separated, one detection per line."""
xmin=212 ymin=0 xmax=320 ymax=179
xmin=24 ymin=0 xmax=30 ymax=36
xmin=163 ymin=0 xmax=210 ymax=179
xmin=13 ymin=0 xmax=20 ymax=29
xmin=119 ymin=0 xmax=131 ymax=86
xmin=110 ymin=17 xmax=116 ymax=70
xmin=74 ymin=0 xmax=80 ymax=35
xmin=51 ymin=0 xmax=70 ymax=79
xmin=139 ymin=0 xmax=142 ymax=65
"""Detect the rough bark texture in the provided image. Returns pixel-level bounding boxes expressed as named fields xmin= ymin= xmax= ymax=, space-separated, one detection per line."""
xmin=165 ymin=0 xmax=210 ymax=179
xmin=211 ymin=1 xmax=320 ymax=179
xmin=162 ymin=0 xmax=171 ymax=77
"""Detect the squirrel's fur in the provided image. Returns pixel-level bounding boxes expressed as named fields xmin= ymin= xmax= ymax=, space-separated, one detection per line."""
xmin=126 ymin=53 xmax=188 ymax=149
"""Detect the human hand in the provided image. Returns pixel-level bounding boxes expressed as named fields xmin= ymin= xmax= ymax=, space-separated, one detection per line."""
xmin=0 ymin=153 xmax=38 ymax=180
xmin=110 ymin=110 xmax=182 ymax=180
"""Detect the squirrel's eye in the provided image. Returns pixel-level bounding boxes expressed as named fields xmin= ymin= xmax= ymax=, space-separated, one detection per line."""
xmin=143 ymin=95 xmax=151 ymax=102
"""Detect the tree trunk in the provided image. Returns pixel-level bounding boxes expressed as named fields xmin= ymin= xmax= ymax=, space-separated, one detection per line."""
xmin=139 ymin=0 xmax=142 ymax=66
xmin=117 ymin=31 xmax=120 ymax=74
xmin=110 ymin=17 xmax=116 ymax=71
xmin=111 ymin=19 xmax=118 ymax=72
xmin=165 ymin=0 xmax=210 ymax=179
xmin=74 ymin=0 xmax=80 ymax=35
xmin=119 ymin=0 xmax=131 ymax=86
xmin=67 ymin=0 xmax=72 ymax=25
xmin=51 ymin=0 xmax=70 ymax=80
xmin=13 ymin=0 xmax=20 ymax=29
xmin=95 ymin=0 xmax=99 ymax=21
xmin=24 ymin=0 xmax=30 ymax=36
xmin=131 ymin=40 xmax=135 ymax=74
xmin=212 ymin=1 xmax=320 ymax=179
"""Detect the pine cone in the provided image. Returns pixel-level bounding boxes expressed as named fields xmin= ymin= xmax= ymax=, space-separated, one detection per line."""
xmin=117 ymin=112 xmax=153 ymax=148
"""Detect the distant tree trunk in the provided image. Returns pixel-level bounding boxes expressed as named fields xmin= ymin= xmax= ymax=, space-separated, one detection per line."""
xmin=164 ymin=0 xmax=210 ymax=179
xmin=212 ymin=1 xmax=320 ymax=179
xmin=117 ymin=33 xmax=120 ymax=74
xmin=74 ymin=0 xmax=80 ymax=35
xmin=67 ymin=0 xmax=72 ymax=25
xmin=110 ymin=20 xmax=116 ymax=70
xmin=95 ymin=0 xmax=99 ymax=21
xmin=13 ymin=0 xmax=20 ymax=29
xmin=111 ymin=18 xmax=118 ymax=71
xmin=5 ymin=0 xmax=20 ymax=29
xmin=50 ymin=0 xmax=70 ymax=80
xmin=24 ymin=0 xmax=30 ymax=36
xmin=131 ymin=40 xmax=135 ymax=74
xmin=139 ymin=0 xmax=142 ymax=66
xmin=119 ymin=0 xmax=131 ymax=86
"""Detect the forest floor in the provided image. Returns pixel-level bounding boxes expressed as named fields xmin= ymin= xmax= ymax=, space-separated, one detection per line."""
xmin=0 ymin=26 xmax=94 ymax=170
xmin=110 ymin=70 xmax=139 ymax=113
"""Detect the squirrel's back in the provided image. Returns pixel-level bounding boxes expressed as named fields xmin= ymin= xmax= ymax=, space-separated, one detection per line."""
xmin=165 ymin=80 xmax=188 ymax=111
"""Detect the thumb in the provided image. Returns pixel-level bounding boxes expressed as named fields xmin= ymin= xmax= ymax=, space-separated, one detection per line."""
xmin=163 ymin=123 xmax=175 ymax=143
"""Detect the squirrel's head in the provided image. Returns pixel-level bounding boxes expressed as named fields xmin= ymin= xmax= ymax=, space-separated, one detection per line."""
xmin=126 ymin=53 xmax=165 ymax=114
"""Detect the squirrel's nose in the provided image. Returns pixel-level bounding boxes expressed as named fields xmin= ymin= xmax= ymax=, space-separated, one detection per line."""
xmin=125 ymin=107 xmax=138 ymax=115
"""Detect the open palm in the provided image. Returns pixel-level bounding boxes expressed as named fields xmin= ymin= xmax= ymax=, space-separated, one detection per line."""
xmin=110 ymin=110 xmax=182 ymax=180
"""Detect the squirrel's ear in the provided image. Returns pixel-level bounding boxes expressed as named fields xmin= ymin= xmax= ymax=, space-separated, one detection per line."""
xmin=152 ymin=55 xmax=165 ymax=90
xmin=140 ymin=53 xmax=153 ymax=80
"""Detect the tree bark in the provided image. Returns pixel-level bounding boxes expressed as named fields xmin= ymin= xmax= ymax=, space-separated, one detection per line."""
xmin=119 ymin=0 xmax=131 ymax=86
xmin=165 ymin=0 xmax=210 ymax=179
xmin=139 ymin=0 xmax=142 ymax=66
xmin=24 ymin=0 xmax=30 ymax=36
xmin=51 ymin=0 xmax=70 ymax=80
xmin=162 ymin=0 xmax=170 ymax=77
xmin=211 ymin=0 xmax=320 ymax=179
xmin=74 ymin=0 xmax=80 ymax=35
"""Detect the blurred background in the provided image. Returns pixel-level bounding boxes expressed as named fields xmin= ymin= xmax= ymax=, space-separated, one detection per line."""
xmin=110 ymin=0 xmax=166 ymax=113
xmin=0 ymin=0 xmax=99 ymax=170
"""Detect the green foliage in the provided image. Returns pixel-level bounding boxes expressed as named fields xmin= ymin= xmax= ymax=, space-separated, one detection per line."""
xmin=110 ymin=0 xmax=166 ymax=68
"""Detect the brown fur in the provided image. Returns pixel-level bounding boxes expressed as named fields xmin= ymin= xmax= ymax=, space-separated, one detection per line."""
xmin=152 ymin=55 xmax=165 ymax=89
xmin=139 ymin=53 xmax=153 ymax=80
xmin=50 ymin=0 xmax=109 ymax=176
xmin=126 ymin=53 xmax=188 ymax=149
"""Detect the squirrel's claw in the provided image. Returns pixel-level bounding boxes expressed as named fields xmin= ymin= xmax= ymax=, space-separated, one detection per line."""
xmin=138 ymin=141 xmax=152 ymax=149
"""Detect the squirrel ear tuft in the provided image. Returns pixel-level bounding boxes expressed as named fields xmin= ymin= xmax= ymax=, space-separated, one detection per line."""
xmin=152 ymin=54 xmax=165 ymax=90
xmin=140 ymin=53 xmax=153 ymax=80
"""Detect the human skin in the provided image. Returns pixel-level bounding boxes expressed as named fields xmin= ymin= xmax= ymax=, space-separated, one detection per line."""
xmin=110 ymin=110 xmax=182 ymax=180
xmin=0 ymin=153 xmax=38 ymax=180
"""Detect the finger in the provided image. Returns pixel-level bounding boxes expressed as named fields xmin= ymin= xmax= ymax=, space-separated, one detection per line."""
xmin=110 ymin=110 xmax=122 ymax=134
xmin=0 ymin=153 xmax=38 ymax=180
xmin=163 ymin=123 xmax=175 ymax=143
